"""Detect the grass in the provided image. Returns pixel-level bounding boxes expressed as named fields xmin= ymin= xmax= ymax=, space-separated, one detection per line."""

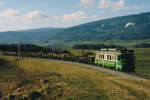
xmin=0 ymin=58 xmax=17 ymax=75
xmin=133 ymin=48 xmax=150 ymax=74
xmin=0 ymin=56 xmax=150 ymax=100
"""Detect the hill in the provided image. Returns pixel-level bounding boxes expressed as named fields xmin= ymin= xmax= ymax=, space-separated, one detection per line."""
xmin=0 ymin=12 xmax=150 ymax=45
xmin=0 ymin=56 xmax=150 ymax=100
xmin=0 ymin=28 xmax=64 ymax=45
xmin=56 ymin=12 xmax=150 ymax=44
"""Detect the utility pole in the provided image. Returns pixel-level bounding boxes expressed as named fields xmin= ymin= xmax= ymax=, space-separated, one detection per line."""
xmin=109 ymin=34 xmax=112 ymax=48
xmin=77 ymin=37 xmax=81 ymax=57
xmin=101 ymin=40 xmax=103 ymax=49
xmin=81 ymin=38 xmax=83 ymax=57
xmin=52 ymin=47 xmax=54 ymax=57
xmin=80 ymin=34 xmax=85 ymax=57
xmin=61 ymin=39 xmax=64 ymax=51
xmin=17 ymin=41 xmax=20 ymax=59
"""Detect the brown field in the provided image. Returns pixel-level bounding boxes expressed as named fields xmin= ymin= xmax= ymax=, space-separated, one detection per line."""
xmin=0 ymin=56 xmax=150 ymax=100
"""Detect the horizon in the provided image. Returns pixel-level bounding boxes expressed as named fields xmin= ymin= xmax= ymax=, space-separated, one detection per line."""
xmin=0 ymin=0 xmax=150 ymax=32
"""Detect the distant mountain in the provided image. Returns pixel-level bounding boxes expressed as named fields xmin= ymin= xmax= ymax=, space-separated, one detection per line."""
xmin=0 ymin=28 xmax=64 ymax=45
xmin=0 ymin=12 xmax=150 ymax=46
xmin=57 ymin=12 xmax=150 ymax=41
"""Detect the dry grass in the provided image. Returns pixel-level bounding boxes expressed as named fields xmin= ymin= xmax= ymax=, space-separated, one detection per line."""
xmin=133 ymin=48 xmax=150 ymax=74
xmin=0 ymin=56 xmax=150 ymax=100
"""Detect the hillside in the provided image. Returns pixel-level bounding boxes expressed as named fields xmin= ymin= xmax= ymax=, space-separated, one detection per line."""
xmin=0 ymin=28 xmax=64 ymax=45
xmin=0 ymin=56 xmax=150 ymax=100
xmin=0 ymin=12 xmax=150 ymax=45
xmin=56 ymin=12 xmax=150 ymax=45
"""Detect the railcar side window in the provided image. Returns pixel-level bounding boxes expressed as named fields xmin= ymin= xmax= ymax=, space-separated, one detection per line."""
xmin=110 ymin=55 xmax=112 ymax=60
xmin=107 ymin=55 xmax=109 ymax=60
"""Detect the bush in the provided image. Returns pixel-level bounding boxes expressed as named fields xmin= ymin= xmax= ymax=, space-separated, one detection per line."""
xmin=29 ymin=91 xmax=42 ymax=100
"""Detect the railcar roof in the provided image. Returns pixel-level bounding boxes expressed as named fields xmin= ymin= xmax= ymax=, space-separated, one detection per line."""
xmin=99 ymin=48 xmax=121 ymax=52
xmin=95 ymin=48 xmax=134 ymax=54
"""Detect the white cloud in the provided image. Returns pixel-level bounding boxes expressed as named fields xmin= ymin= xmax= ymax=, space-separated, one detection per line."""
xmin=0 ymin=1 xmax=4 ymax=5
xmin=0 ymin=9 xmax=21 ymax=17
xmin=0 ymin=9 xmax=50 ymax=23
xmin=0 ymin=9 xmax=89 ymax=24
xmin=0 ymin=9 xmax=98 ymax=31
xmin=91 ymin=14 xmax=97 ymax=19
xmin=98 ymin=0 xmax=139 ymax=11
xmin=98 ymin=0 xmax=124 ymax=8
xmin=23 ymin=11 xmax=50 ymax=22
xmin=100 ymin=11 xmax=105 ymax=14
xmin=80 ymin=0 xmax=95 ymax=8
xmin=54 ymin=10 xmax=87 ymax=22
xmin=0 ymin=9 xmax=21 ymax=21
xmin=0 ymin=21 xmax=9 ymax=26
xmin=113 ymin=6 xmax=139 ymax=11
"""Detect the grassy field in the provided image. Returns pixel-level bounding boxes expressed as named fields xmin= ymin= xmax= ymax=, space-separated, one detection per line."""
xmin=133 ymin=48 xmax=150 ymax=74
xmin=0 ymin=56 xmax=150 ymax=100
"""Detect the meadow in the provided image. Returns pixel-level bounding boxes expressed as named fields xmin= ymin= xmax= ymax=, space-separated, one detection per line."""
xmin=0 ymin=56 xmax=150 ymax=100
xmin=133 ymin=48 xmax=150 ymax=74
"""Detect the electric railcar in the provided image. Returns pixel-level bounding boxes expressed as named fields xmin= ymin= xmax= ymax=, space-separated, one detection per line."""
xmin=95 ymin=48 xmax=135 ymax=72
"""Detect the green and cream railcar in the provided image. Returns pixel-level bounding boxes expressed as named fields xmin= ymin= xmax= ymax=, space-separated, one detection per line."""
xmin=95 ymin=48 xmax=135 ymax=72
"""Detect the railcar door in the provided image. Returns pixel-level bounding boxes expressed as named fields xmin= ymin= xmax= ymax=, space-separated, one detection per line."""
xmin=116 ymin=54 xmax=122 ymax=70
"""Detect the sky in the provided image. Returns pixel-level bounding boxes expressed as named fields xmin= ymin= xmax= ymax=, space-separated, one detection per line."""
xmin=0 ymin=0 xmax=150 ymax=31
